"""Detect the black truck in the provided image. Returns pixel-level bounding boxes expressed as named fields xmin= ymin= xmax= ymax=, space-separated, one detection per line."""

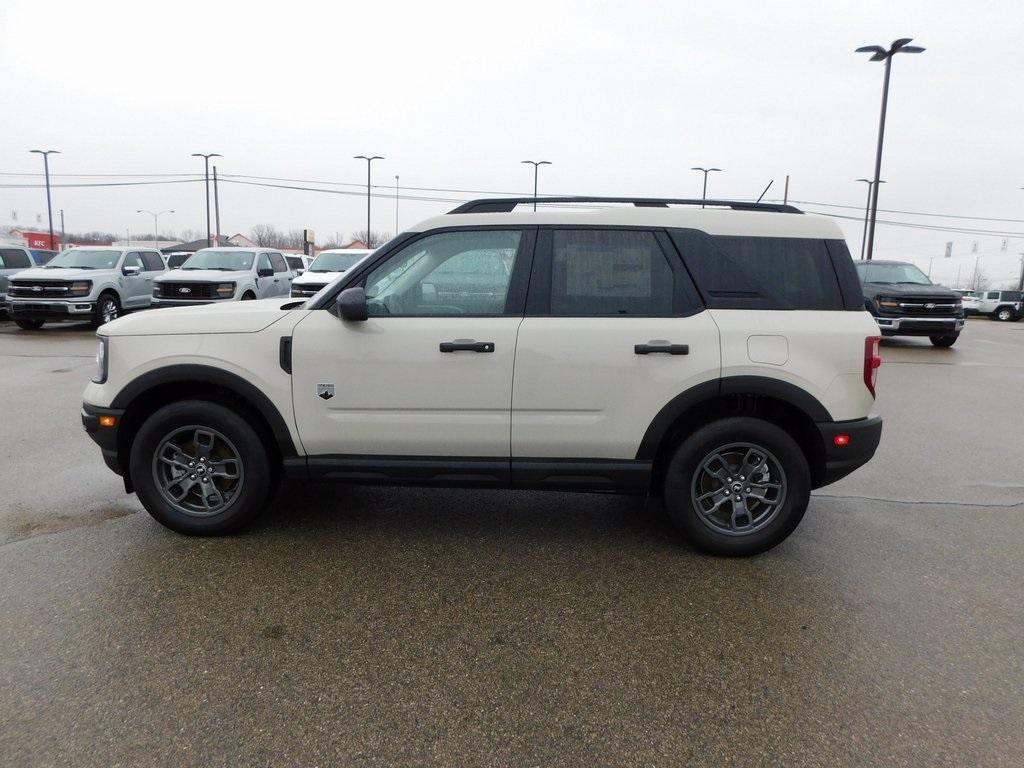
xmin=855 ymin=260 xmax=964 ymax=347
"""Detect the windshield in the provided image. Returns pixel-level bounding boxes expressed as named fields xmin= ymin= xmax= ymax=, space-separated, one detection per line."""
xmin=309 ymin=252 xmax=365 ymax=272
xmin=855 ymin=262 xmax=932 ymax=285
xmin=45 ymin=249 xmax=121 ymax=270
xmin=180 ymin=250 xmax=254 ymax=271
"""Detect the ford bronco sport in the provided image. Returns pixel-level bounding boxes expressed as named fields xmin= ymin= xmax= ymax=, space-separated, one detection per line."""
xmin=82 ymin=197 xmax=883 ymax=556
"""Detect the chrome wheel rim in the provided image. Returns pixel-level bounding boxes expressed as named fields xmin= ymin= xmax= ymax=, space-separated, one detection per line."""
xmin=690 ymin=442 xmax=787 ymax=536
xmin=152 ymin=426 xmax=244 ymax=517
xmin=100 ymin=298 xmax=118 ymax=324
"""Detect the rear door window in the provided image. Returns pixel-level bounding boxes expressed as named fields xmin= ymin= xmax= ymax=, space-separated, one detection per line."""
xmin=670 ymin=232 xmax=844 ymax=311
xmin=141 ymin=252 xmax=165 ymax=271
xmin=269 ymin=252 xmax=289 ymax=273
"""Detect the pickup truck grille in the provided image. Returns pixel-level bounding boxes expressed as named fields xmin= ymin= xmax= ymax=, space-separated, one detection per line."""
xmin=891 ymin=297 xmax=960 ymax=316
xmin=157 ymin=282 xmax=220 ymax=299
xmin=291 ymin=283 xmax=326 ymax=297
xmin=8 ymin=280 xmax=72 ymax=297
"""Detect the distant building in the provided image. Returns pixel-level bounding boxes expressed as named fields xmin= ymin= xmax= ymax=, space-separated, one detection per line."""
xmin=228 ymin=234 xmax=257 ymax=247
xmin=7 ymin=228 xmax=61 ymax=251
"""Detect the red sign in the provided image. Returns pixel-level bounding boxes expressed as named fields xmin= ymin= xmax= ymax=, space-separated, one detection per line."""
xmin=19 ymin=231 xmax=60 ymax=250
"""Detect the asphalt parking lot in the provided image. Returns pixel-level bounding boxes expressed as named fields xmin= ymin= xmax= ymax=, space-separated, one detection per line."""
xmin=1 ymin=318 xmax=1022 ymax=767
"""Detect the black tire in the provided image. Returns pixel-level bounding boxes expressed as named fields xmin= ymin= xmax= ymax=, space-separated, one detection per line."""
xmin=241 ymin=292 xmax=256 ymax=301
xmin=92 ymin=292 xmax=121 ymax=328
xmin=929 ymin=333 xmax=958 ymax=347
xmin=130 ymin=399 xmax=273 ymax=535
xmin=662 ymin=417 xmax=811 ymax=557
xmin=15 ymin=318 xmax=45 ymax=330
xmin=995 ymin=307 xmax=1013 ymax=322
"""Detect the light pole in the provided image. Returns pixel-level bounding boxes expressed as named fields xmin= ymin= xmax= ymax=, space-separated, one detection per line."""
xmin=521 ymin=160 xmax=551 ymax=211
xmin=354 ymin=155 xmax=384 ymax=245
xmin=191 ymin=152 xmax=221 ymax=247
xmin=136 ymin=209 xmax=174 ymax=248
xmin=394 ymin=174 xmax=400 ymax=234
xmin=856 ymin=38 xmax=925 ymax=260
xmin=855 ymin=178 xmax=886 ymax=259
xmin=29 ymin=149 xmax=60 ymax=249
xmin=690 ymin=167 xmax=721 ymax=208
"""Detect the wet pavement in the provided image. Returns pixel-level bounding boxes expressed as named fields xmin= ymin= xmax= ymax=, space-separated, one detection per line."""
xmin=1 ymin=317 xmax=1022 ymax=767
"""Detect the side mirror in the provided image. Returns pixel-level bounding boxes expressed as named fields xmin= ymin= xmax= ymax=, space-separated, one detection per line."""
xmin=295 ymin=268 xmax=305 ymax=276
xmin=123 ymin=265 xmax=141 ymax=276
xmin=336 ymin=286 xmax=368 ymax=321
xmin=257 ymin=267 xmax=274 ymax=277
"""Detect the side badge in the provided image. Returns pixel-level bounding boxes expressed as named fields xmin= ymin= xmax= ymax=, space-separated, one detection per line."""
xmin=316 ymin=383 xmax=335 ymax=401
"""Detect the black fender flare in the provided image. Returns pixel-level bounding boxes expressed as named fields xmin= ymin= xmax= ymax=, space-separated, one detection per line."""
xmin=110 ymin=364 xmax=297 ymax=456
xmin=635 ymin=376 xmax=832 ymax=460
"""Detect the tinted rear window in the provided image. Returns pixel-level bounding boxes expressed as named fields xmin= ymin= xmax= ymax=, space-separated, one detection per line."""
xmin=0 ymin=248 xmax=32 ymax=269
xmin=671 ymin=232 xmax=844 ymax=311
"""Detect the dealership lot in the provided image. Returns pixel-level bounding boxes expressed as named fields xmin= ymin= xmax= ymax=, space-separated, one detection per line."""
xmin=1 ymin=318 xmax=1022 ymax=766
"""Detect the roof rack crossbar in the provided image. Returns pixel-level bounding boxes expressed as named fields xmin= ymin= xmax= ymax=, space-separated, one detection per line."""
xmin=448 ymin=197 xmax=802 ymax=214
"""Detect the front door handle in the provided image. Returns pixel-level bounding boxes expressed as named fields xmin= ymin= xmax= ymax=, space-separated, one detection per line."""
xmin=440 ymin=340 xmax=495 ymax=353
xmin=634 ymin=343 xmax=689 ymax=355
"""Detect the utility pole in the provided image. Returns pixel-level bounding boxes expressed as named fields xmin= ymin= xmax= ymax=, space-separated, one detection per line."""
xmin=191 ymin=152 xmax=222 ymax=247
xmin=856 ymin=38 xmax=925 ymax=260
xmin=394 ymin=174 xmax=400 ymax=235
xmin=354 ymin=155 xmax=384 ymax=245
xmin=856 ymin=178 xmax=885 ymax=259
xmin=59 ymin=208 xmax=65 ymax=248
xmin=783 ymin=175 xmax=790 ymax=205
xmin=213 ymin=165 xmax=221 ymax=247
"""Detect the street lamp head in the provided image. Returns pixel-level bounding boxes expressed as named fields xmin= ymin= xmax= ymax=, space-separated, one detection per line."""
xmin=691 ymin=167 xmax=721 ymax=173
xmin=857 ymin=39 xmax=925 ymax=61
xmin=30 ymin=149 xmax=61 ymax=155
xmin=354 ymin=155 xmax=385 ymax=161
xmin=191 ymin=153 xmax=222 ymax=159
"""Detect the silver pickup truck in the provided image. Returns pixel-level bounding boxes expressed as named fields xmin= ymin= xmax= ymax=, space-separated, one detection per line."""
xmin=7 ymin=246 xmax=166 ymax=329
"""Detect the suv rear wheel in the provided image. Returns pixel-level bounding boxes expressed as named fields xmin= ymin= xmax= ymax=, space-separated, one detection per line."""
xmin=130 ymin=400 xmax=272 ymax=534
xmin=662 ymin=417 xmax=810 ymax=556
xmin=15 ymin=318 xmax=45 ymax=330
xmin=995 ymin=306 xmax=1014 ymax=322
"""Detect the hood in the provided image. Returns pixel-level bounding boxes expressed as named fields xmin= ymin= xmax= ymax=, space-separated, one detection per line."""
xmin=101 ymin=297 xmax=302 ymax=337
xmin=293 ymin=270 xmax=344 ymax=285
xmin=155 ymin=269 xmax=249 ymax=282
xmin=10 ymin=266 xmax=101 ymax=282
xmin=862 ymin=281 xmax=959 ymax=298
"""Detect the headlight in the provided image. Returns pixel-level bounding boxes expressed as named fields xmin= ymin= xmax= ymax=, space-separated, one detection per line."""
xmin=92 ymin=337 xmax=109 ymax=384
xmin=216 ymin=282 xmax=235 ymax=297
xmin=877 ymin=298 xmax=900 ymax=309
xmin=69 ymin=280 xmax=92 ymax=297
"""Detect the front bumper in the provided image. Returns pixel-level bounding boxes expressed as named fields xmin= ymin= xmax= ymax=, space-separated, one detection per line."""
xmin=815 ymin=415 xmax=883 ymax=488
xmin=9 ymin=299 xmax=96 ymax=319
xmin=874 ymin=315 xmax=963 ymax=336
xmin=82 ymin=403 xmax=126 ymax=479
xmin=152 ymin=297 xmax=229 ymax=307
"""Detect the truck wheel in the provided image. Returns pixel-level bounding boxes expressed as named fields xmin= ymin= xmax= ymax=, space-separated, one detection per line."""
xmin=929 ymin=333 xmax=959 ymax=347
xmin=241 ymin=292 xmax=255 ymax=300
xmin=130 ymin=400 xmax=272 ymax=535
xmin=662 ymin=417 xmax=810 ymax=557
xmin=92 ymin=293 xmax=121 ymax=328
xmin=995 ymin=307 xmax=1013 ymax=321
xmin=15 ymin=318 xmax=45 ymax=330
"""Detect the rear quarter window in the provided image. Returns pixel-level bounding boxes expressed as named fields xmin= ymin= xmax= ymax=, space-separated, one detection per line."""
xmin=0 ymin=248 xmax=32 ymax=269
xmin=669 ymin=231 xmax=846 ymax=311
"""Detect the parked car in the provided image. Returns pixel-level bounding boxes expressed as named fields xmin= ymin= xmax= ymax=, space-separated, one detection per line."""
xmin=7 ymin=247 xmax=165 ymax=329
xmin=952 ymin=289 xmax=980 ymax=315
xmin=856 ymin=260 xmax=964 ymax=347
xmin=82 ymin=196 xmax=883 ymax=556
xmin=164 ymin=252 xmax=192 ymax=270
xmin=283 ymin=254 xmax=314 ymax=276
xmin=973 ymin=289 xmax=1023 ymax=321
xmin=290 ymin=249 xmax=373 ymax=298
xmin=1 ymin=244 xmax=55 ymax=316
xmin=151 ymin=247 xmax=293 ymax=307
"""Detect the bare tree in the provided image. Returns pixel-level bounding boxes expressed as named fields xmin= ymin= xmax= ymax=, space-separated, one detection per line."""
xmin=250 ymin=224 xmax=283 ymax=247
xmin=281 ymin=229 xmax=307 ymax=250
xmin=349 ymin=230 xmax=391 ymax=248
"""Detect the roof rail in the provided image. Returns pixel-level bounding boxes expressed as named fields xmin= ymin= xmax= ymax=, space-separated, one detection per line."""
xmin=447 ymin=197 xmax=803 ymax=214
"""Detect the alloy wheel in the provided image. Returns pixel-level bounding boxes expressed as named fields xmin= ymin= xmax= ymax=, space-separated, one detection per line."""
xmin=152 ymin=426 xmax=244 ymax=517
xmin=690 ymin=442 xmax=788 ymax=536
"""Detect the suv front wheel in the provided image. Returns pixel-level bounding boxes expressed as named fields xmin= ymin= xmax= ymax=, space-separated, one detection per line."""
xmin=130 ymin=400 xmax=273 ymax=534
xmin=662 ymin=417 xmax=811 ymax=556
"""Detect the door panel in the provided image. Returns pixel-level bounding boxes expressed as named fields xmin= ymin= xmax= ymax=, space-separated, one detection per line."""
xmin=291 ymin=313 xmax=521 ymax=456
xmin=512 ymin=315 xmax=720 ymax=458
xmin=120 ymin=253 xmax=146 ymax=307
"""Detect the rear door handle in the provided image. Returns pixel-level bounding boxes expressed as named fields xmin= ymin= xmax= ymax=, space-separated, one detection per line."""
xmin=440 ymin=340 xmax=495 ymax=353
xmin=634 ymin=343 xmax=689 ymax=355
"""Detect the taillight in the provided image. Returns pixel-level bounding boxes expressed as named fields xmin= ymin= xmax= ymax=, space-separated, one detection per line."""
xmin=864 ymin=336 xmax=882 ymax=397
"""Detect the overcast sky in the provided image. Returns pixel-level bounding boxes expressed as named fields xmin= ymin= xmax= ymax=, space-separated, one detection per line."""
xmin=3 ymin=0 xmax=1023 ymax=272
